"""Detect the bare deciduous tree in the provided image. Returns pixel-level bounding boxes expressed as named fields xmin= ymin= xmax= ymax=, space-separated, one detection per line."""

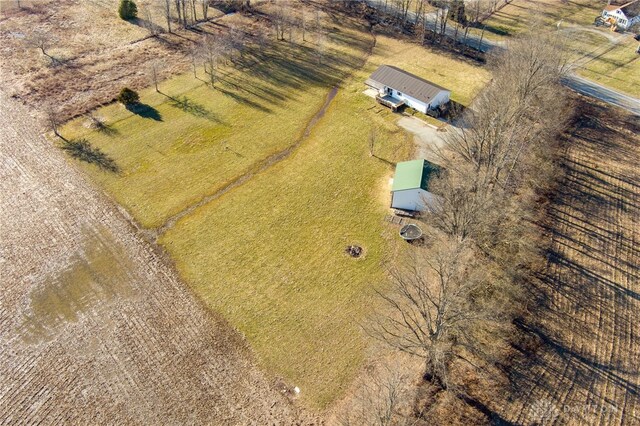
xmin=369 ymin=237 xmax=500 ymax=391
xmin=24 ymin=30 xmax=60 ymax=65
xmin=434 ymin=31 xmax=569 ymax=191
xmin=200 ymin=0 xmax=209 ymax=20
xmin=140 ymin=5 xmax=162 ymax=36
xmin=368 ymin=127 xmax=377 ymax=157
xmin=174 ymin=0 xmax=188 ymax=27
xmin=198 ymin=35 xmax=222 ymax=86
xmin=300 ymin=9 xmax=307 ymax=42
xmin=427 ymin=175 xmax=496 ymax=241
xmin=337 ymin=362 xmax=411 ymax=426
xmin=163 ymin=0 xmax=172 ymax=32
xmin=44 ymin=105 xmax=63 ymax=138
xmin=148 ymin=59 xmax=165 ymax=92
xmin=272 ymin=0 xmax=292 ymax=41
xmin=316 ymin=32 xmax=327 ymax=65
xmin=189 ymin=0 xmax=197 ymax=23
xmin=174 ymin=0 xmax=182 ymax=26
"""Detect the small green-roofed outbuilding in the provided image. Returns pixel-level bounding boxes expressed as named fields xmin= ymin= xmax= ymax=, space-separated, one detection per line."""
xmin=391 ymin=159 xmax=440 ymax=211
xmin=391 ymin=159 xmax=438 ymax=191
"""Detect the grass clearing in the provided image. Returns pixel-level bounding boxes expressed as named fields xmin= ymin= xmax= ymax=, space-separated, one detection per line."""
xmin=61 ymin=25 xmax=370 ymax=228
xmin=478 ymin=0 xmax=639 ymax=97
xmin=562 ymin=29 xmax=611 ymax=63
xmin=160 ymin=36 xmax=489 ymax=409
xmin=481 ymin=0 xmax=602 ymax=41
xmin=60 ymin=11 xmax=489 ymax=408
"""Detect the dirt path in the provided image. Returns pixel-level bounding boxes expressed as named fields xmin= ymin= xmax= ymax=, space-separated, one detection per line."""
xmin=496 ymin=101 xmax=640 ymax=424
xmin=0 ymin=92 xmax=308 ymax=424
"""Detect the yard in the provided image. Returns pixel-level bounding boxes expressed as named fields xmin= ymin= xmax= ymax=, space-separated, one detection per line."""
xmin=60 ymin=22 xmax=371 ymax=228
xmin=480 ymin=0 xmax=603 ymax=40
xmin=479 ymin=0 xmax=640 ymax=97
xmin=59 ymin=23 xmax=490 ymax=410
xmin=576 ymin=36 xmax=640 ymax=97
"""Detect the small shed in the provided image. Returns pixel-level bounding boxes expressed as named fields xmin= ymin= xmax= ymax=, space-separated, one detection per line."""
xmin=391 ymin=159 xmax=439 ymax=212
xmin=366 ymin=65 xmax=451 ymax=113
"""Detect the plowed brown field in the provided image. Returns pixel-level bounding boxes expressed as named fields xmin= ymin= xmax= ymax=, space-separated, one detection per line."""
xmin=0 ymin=92 xmax=308 ymax=424
xmin=497 ymin=101 xmax=640 ymax=425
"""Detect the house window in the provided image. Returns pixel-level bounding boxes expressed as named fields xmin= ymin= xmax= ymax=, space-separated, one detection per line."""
xmin=619 ymin=18 xmax=627 ymax=24
xmin=397 ymin=92 xmax=403 ymax=97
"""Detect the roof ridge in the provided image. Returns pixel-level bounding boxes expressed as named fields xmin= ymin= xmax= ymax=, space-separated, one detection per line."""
xmin=381 ymin=64 xmax=449 ymax=91
xmin=618 ymin=0 xmax=638 ymax=8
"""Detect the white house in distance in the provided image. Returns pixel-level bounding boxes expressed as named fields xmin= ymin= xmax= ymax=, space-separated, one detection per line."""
xmin=390 ymin=159 xmax=439 ymax=212
xmin=365 ymin=65 xmax=451 ymax=113
xmin=602 ymin=0 xmax=640 ymax=30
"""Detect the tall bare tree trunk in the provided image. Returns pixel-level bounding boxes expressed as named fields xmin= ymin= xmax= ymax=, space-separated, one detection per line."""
xmin=191 ymin=0 xmax=197 ymax=23
xmin=182 ymin=0 xmax=188 ymax=27
xmin=433 ymin=8 xmax=439 ymax=44
xmin=478 ymin=24 xmax=485 ymax=51
xmin=174 ymin=0 xmax=182 ymax=27
xmin=164 ymin=0 xmax=172 ymax=32
xmin=201 ymin=0 xmax=209 ymax=20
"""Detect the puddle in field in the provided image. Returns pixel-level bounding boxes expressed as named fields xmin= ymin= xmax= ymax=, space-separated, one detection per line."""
xmin=18 ymin=231 xmax=136 ymax=344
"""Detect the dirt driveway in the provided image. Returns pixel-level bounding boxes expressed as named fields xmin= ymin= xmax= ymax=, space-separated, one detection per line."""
xmin=397 ymin=115 xmax=446 ymax=161
xmin=0 ymin=92 xmax=307 ymax=424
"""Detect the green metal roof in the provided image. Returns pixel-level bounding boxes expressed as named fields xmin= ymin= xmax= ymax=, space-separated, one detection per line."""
xmin=391 ymin=159 xmax=438 ymax=192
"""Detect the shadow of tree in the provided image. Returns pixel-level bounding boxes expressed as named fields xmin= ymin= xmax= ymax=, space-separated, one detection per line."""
xmin=132 ymin=18 xmax=165 ymax=35
xmin=496 ymin=100 xmax=640 ymax=423
xmin=61 ymin=138 xmax=119 ymax=173
xmin=96 ymin=123 xmax=120 ymax=136
xmin=167 ymin=95 xmax=225 ymax=123
xmin=88 ymin=116 xmax=120 ymax=136
xmin=126 ymin=103 xmax=162 ymax=121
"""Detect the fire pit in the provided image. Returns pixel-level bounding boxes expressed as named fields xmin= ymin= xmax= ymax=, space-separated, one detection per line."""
xmin=399 ymin=224 xmax=423 ymax=241
xmin=345 ymin=245 xmax=363 ymax=258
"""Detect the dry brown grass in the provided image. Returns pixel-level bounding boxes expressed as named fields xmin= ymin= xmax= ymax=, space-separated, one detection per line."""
xmin=488 ymin=98 xmax=640 ymax=425
xmin=0 ymin=0 xmax=230 ymax=120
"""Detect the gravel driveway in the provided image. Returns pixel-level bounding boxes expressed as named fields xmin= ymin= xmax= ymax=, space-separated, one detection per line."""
xmin=397 ymin=115 xmax=447 ymax=161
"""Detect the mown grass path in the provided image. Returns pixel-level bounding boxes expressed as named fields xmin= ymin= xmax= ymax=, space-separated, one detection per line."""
xmin=154 ymin=86 xmax=340 ymax=238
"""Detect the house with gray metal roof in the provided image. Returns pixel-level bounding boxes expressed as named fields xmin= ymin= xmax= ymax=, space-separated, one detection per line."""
xmin=366 ymin=65 xmax=451 ymax=113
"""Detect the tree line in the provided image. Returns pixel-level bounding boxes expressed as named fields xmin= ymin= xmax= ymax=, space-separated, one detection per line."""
xmin=354 ymin=31 xmax=573 ymax=424
xmin=363 ymin=0 xmax=513 ymax=52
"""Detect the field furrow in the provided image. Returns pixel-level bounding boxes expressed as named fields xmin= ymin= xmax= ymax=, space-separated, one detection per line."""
xmin=497 ymin=101 xmax=640 ymax=425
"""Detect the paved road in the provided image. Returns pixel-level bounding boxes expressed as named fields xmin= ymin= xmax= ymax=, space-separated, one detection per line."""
xmin=562 ymin=74 xmax=640 ymax=116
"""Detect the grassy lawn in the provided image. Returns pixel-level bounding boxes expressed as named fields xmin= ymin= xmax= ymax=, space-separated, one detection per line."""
xmin=577 ymin=37 xmax=640 ymax=97
xmin=60 ymin=25 xmax=371 ymax=228
xmin=160 ymin=37 xmax=489 ymax=409
xmin=477 ymin=0 xmax=640 ymax=97
xmin=480 ymin=0 xmax=602 ymax=41
xmin=562 ymin=29 xmax=611 ymax=63
xmin=59 ymin=11 xmax=489 ymax=409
